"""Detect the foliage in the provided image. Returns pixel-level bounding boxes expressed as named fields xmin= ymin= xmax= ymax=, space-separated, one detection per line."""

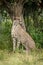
xmin=0 ymin=10 xmax=43 ymax=50
xmin=24 ymin=9 xmax=43 ymax=48
xmin=0 ymin=0 xmax=43 ymax=50
xmin=0 ymin=19 xmax=12 ymax=50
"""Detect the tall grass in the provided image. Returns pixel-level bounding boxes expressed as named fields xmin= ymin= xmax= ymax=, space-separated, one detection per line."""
xmin=0 ymin=19 xmax=12 ymax=50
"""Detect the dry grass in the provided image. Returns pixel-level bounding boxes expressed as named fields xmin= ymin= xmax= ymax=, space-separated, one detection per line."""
xmin=0 ymin=50 xmax=43 ymax=65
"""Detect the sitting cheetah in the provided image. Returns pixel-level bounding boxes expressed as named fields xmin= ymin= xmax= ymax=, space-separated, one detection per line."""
xmin=11 ymin=20 xmax=35 ymax=52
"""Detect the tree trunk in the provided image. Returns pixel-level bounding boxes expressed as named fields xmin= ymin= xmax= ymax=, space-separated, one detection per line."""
xmin=10 ymin=3 xmax=35 ymax=52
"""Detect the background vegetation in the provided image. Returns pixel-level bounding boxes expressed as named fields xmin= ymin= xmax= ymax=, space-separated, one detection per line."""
xmin=0 ymin=3 xmax=43 ymax=50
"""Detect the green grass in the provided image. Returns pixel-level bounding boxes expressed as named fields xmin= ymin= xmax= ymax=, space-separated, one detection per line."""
xmin=0 ymin=50 xmax=43 ymax=65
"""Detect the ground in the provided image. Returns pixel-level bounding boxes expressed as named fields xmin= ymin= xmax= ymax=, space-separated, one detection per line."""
xmin=0 ymin=50 xmax=43 ymax=65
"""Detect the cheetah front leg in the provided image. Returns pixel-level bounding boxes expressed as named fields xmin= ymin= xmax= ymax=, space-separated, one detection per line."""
xmin=17 ymin=39 xmax=20 ymax=50
xmin=13 ymin=37 xmax=16 ymax=52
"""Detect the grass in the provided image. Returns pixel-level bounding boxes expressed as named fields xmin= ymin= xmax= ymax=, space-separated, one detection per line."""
xmin=0 ymin=50 xmax=43 ymax=65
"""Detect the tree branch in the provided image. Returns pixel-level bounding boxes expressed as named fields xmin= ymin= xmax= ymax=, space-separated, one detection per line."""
xmin=3 ymin=0 xmax=14 ymax=14
xmin=14 ymin=0 xmax=24 ymax=4
xmin=3 ymin=0 xmax=11 ymax=9
xmin=17 ymin=0 xmax=28 ymax=5
xmin=19 ymin=0 xmax=24 ymax=3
